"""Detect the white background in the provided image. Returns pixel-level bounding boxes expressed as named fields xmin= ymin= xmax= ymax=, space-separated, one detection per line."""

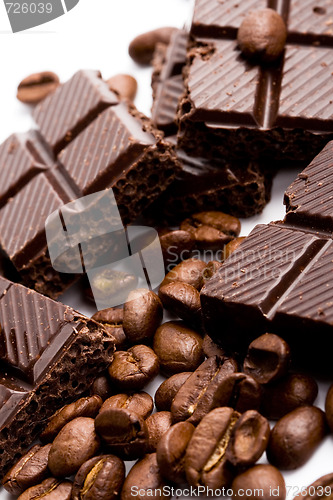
xmin=0 ymin=0 xmax=332 ymax=498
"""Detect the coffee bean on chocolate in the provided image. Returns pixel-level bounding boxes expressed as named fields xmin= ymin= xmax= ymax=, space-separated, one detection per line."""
xmin=158 ymin=282 xmax=201 ymax=325
xmin=325 ymin=384 xmax=333 ymax=432
xmin=91 ymin=374 xmax=114 ymax=401
xmin=226 ymin=410 xmax=270 ymax=467
xmin=123 ymin=289 xmax=163 ymax=344
xmin=95 ymin=408 xmax=148 ymax=460
xmin=108 ymin=345 xmax=159 ymax=390
xmin=180 ymin=211 xmax=241 ymax=250
xmin=261 ymin=373 xmax=318 ymax=420
xmin=223 ymin=237 xmax=246 ymax=260
xmin=92 ymin=308 xmax=127 ymax=350
xmin=202 ymin=334 xmax=226 ymax=358
xmin=3 ymin=444 xmax=51 ymax=495
xmin=48 ymin=417 xmax=100 ymax=477
xmin=72 ymin=455 xmax=125 ymax=500
xmin=232 ymin=465 xmax=286 ymax=500
xmin=107 ymin=74 xmax=138 ymax=101
xmin=237 ymin=8 xmax=287 ymax=62
xmin=146 ymin=411 xmax=173 ymax=453
xmin=40 ymin=395 xmax=102 ymax=442
xmin=159 ymin=229 xmax=195 ymax=271
xmin=160 ymin=258 xmax=207 ymax=290
xmin=121 ymin=453 xmax=170 ymax=500
xmin=243 ymin=333 xmax=291 ymax=384
xmin=267 ymin=406 xmax=327 ymax=470
xmin=185 ymin=407 xmax=238 ymax=488
xmin=17 ymin=72 xmax=60 ymax=104
xmin=156 ymin=421 xmax=195 ymax=484
xmin=153 ymin=321 xmax=204 ymax=375
xmin=100 ymin=392 xmax=154 ymax=420
xmin=202 ymin=260 xmax=223 ymax=285
xmin=294 ymin=473 xmax=333 ymax=500
xmin=155 ymin=372 xmax=192 ymax=411
xmin=17 ymin=478 xmax=73 ymax=500
xmin=129 ymin=27 xmax=177 ymax=65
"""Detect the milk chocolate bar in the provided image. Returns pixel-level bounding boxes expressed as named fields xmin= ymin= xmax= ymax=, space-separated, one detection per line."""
xmin=0 ymin=275 xmax=114 ymax=476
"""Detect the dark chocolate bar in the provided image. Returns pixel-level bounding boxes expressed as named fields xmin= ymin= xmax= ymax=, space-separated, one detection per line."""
xmin=0 ymin=70 xmax=180 ymax=298
xmin=0 ymin=275 xmax=114 ymax=476
xmin=178 ymin=0 xmax=333 ymax=165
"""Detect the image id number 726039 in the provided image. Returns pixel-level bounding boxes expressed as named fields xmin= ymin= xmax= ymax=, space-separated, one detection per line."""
xmin=5 ymin=2 xmax=53 ymax=14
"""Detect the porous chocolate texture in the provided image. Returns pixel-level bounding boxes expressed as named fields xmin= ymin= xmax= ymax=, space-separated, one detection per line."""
xmin=178 ymin=0 xmax=333 ymax=166
xmin=0 ymin=70 xmax=180 ymax=298
xmin=0 ymin=276 xmax=115 ymax=477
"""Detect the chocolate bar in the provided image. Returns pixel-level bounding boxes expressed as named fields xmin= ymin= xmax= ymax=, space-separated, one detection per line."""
xmin=178 ymin=0 xmax=333 ymax=166
xmin=0 ymin=275 xmax=114 ymax=476
xmin=0 ymin=70 xmax=180 ymax=298
xmin=201 ymin=140 xmax=333 ymax=367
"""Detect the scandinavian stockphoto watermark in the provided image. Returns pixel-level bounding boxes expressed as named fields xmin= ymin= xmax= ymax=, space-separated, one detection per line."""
xmin=4 ymin=0 xmax=79 ymax=32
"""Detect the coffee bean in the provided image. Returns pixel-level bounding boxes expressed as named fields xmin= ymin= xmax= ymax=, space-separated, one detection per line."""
xmin=171 ymin=356 xmax=238 ymax=424
xmin=17 ymin=478 xmax=72 ymax=500
xmin=180 ymin=211 xmax=241 ymax=250
xmin=294 ymin=473 xmax=333 ymax=500
xmin=3 ymin=444 xmax=51 ymax=495
xmin=158 ymin=282 xmax=201 ymax=325
xmin=160 ymin=258 xmax=207 ymax=290
xmin=155 ymin=372 xmax=192 ymax=411
xmin=325 ymin=383 xmax=333 ymax=432
xmin=261 ymin=373 xmax=318 ymax=420
xmin=243 ymin=333 xmax=291 ymax=384
xmin=214 ymin=372 xmax=262 ymax=414
xmin=237 ymin=8 xmax=287 ymax=62
xmin=89 ymin=269 xmax=137 ymax=305
xmin=267 ymin=406 xmax=327 ymax=470
xmin=100 ymin=392 xmax=154 ymax=420
xmin=108 ymin=345 xmax=159 ymax=390
xmin=146 ymin=411 xmax=173 ymax=452
xmin=121 ymin=453 xmax=170 ymax=500
xmin=40 ymin=395 xmax=102 ymax=442
xmin=223 ymin=237 xmax=246 ymax=260
xmin=107 ymin=74 xmax=138 ymax=101
xmin=202 ymin=260 xmax=223 ymax=284
xmin=160 ymin=229 xmax=194 ymax=271
xmin=90 ymin=374 xmax=114 ymax=401
xmin=123 ymin=289 xmax=163 ymax=344
xmin=185 ymin=407 xmax=239 ymax=488
xmin=226 ymin=410 xmax=270 ymax=467
xmin=17 ymin=72 xmax=60 ymax=104
xmin=232 ymin=465 xmax=286 ymax=500
xmin=202 ymin=334 xmax=226 ymax=358
xmin=72 ymin=455 xmax=125 ymax=500
xmin=95 ymin=408 xmax=148 ymax=460
xmin=48 ymin=417 xmax=100 ymax=477
xmin=92 ymin=308 xmax=127 ymax=350
xmin=156 ymin=421 xmax=195 ymax=484
xmin=129 ymin=27 xmax=177 ymax=65
xmin=153 ymin=321 xmax=204 ymax=375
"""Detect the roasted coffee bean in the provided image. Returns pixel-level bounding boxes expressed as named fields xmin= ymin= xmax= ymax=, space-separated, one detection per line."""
xmin=243 ymin=333 xmax=291 ymax=384
xmin=108 ymin=345 xmax=159 ymax=390
xmin=158 ymin=282 xmax=201 ymax=325
xmin=123 ymin=289 xmax=163 ymax=344
xmin=202 ymin=260 xmax=223 ymax=284
xmin=89 ymin=269 xmax=137 ymax=305
xmin=91 ymin=374 xmax=114 ymax=401
xmin=107 ymin=74 xmax=137 ymax=100
xmin=129 ymin=27 xmax=177 ymax=65
xmin=325 ymin=383 xmax=333 ymax=432
xmin=146 ymin=411 xmax=173 ymax=452
xmin=121 ymin=453 xmax=169 ymax=500
xmin=160 ymin=229 xmax=194 ymax=270
xmin=153 ymin=321 xmax=204 ymax=375
xmin=72 ymin=455 xmax=125 ymax=500
xmin=3 ymin=444 xmax=51 ymax=495
xmin=156 ymin=421 xmax=195 ymax=484
xmin=294 ymin=473 xmax=333 ymax=500
xmin=100 ymin=392 xmax=154 ymax=420
xmin=226 ymin=410 xmax=270 ymax=467
xmin=180 ymin=211 xmax=241 ymax=250
xmin=95 ymin=408 xmax=148 ymax=460
xmin=223 ymin=237 xmax=246 ymax=260
xmin=155 ymin=372 xmax=192 ymax=411
xmin=40 ymin=395 xmax=102 ymax=442
xmin=261 ymin=373 xmax=318 ymax=420
xmin=160 ymin=258 xmax=207 ymax=290
xmin=17 ymin=478 xmax=72 ymax=500
xmin=267 ymin=406 xmax=327 ymax=470
xmin=214 ymin=372 xmax=262 ymax=414
xmin=237 ymin=8 xmax=287 ymax=62
xmin=48 ymin=417 xmax=100 ymax=477
xmin=171 ymin=356 xmax=238 ymax=424
xmin=185 ymin=407 xmax=239 ymax=488
xmin=17 ymin=72 xmax=60 ymax=104
xmin=92 ymin=308 xmax=127 ymax=350
xmin=232 ymin=465 xmax=286 ymax=500
xmin=202 ymin=334 xmax=226 ymax=358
